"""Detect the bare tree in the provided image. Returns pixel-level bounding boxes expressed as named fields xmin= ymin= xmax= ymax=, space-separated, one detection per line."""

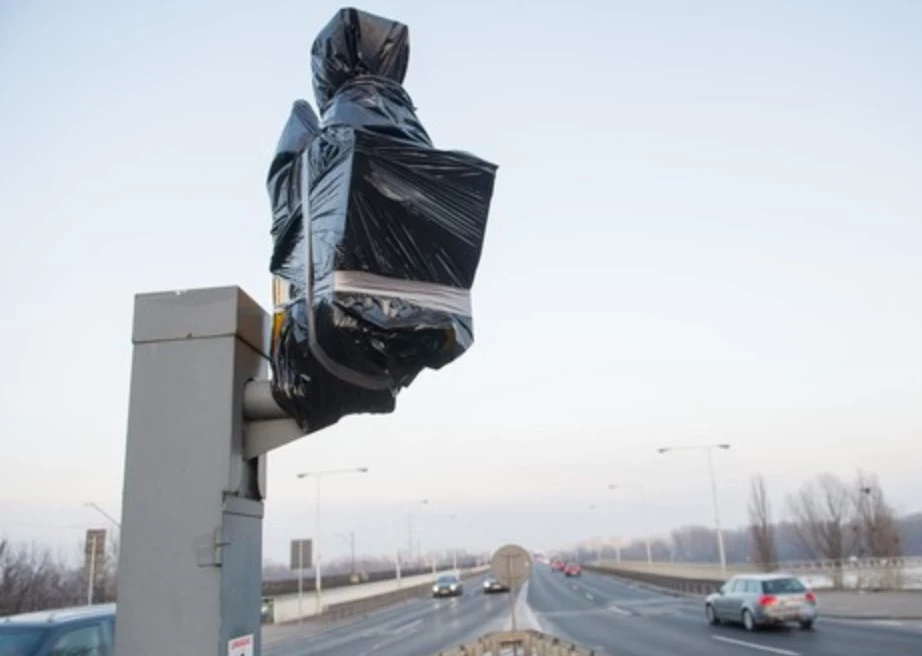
xmin=853 ymin=471 xmax=902 ymax=558
xmin=0 ymin=540 xmax=83 ymax=616
xmin=748 ymin=475 xmax=777 ymax=570
xmin=786 ymin=473 xmax=856 ymax=562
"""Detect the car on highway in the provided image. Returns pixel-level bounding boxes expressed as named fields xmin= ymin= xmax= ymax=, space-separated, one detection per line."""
xmin=550 ymin=559 xmax=566 ymax=572
xmin=0 ymin=603 xmax=116 ymax=656
xmin=564 ymin=563 xmax=583 ymax=577
xmin=705 ymin=573 xmax=817 ymax=631
xmin=432 ymin=573 xmax=464 ymax=597
xmin=482 ymin=575 xmax=509 ymax=594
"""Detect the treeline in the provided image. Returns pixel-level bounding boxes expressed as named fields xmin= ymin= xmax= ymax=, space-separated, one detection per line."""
xmin=0 ymin=539 xmax=117 ymax=616
xmin=594 ymin=471 xmax=917 ymax=565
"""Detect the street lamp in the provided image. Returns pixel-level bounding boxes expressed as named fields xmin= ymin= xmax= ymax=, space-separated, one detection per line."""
xmin=657 ymin=444 xmax=731 ymax=573
xmin=296 ymin=467 xmax=368 ymax=616
xmin=608 ymin=484 xmax=653 ymax=565
xmin=84 ymin=502 xmax=121 ymax=530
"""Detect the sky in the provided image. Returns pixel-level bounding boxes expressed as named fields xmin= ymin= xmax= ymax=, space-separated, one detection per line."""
xmin=0 ymin=1 xmax=920 ymax=565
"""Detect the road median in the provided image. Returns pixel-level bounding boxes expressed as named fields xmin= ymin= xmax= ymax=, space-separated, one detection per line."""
xmin=268 ymin=567 xmax=489 ymax=625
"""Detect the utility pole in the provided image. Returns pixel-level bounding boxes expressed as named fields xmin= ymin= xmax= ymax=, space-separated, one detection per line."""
xmin=349 ymin=531 xmax=356 ymax=575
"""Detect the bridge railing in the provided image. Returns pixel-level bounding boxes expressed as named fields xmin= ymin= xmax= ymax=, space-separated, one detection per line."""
xmin=590 ymin=557 xmax=922 ymax=591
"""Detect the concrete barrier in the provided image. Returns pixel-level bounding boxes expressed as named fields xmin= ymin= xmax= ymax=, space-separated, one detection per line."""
xmin=269 ymin=567 xmax=489 ymax=624
xmin=585 ymin=564 xmax=721 ymax=597
xmin=591 ymin=558 xmax=922 ymax=591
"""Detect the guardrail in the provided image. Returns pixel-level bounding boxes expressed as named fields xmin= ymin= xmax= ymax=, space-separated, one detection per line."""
xmin=319 ymin=568 xmax=488 ymax=624
xmin=262 ymin=565 xmax=435 ymax=597
xmin=592 ymin=557 xmax=922 ymax=591
xmin=267 ymin=567 xmax=489 ymax=624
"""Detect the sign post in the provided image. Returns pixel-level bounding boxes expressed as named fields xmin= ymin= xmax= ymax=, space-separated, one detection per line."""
xmin=490 ymin=544 xmax=532 ymax=631
xmin=289 ymin=539 xmax=313 ymax=623
xmin=84 ymin=529 xmax=106 ymax=605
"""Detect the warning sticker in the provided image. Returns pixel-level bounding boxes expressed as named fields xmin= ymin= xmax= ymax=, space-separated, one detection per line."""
xmin=228 ymin=634 xmax=254 ymax=656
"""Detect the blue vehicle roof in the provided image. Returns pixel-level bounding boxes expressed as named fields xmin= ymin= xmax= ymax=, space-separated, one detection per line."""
xmin=0 ymin=603 xmax=116 ymax=628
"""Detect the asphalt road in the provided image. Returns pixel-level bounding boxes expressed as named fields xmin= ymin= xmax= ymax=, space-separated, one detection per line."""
xmin=261 ymin=567 xmax=922 ymax=655
xmin=527 ymin=564 xmax=922 ymax=656
xmin=262 ymin=573 xmax=510 ymax=656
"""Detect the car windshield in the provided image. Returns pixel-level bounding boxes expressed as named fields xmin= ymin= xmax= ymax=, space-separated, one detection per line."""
xmin=436 ymin=576 xmax=458 ymax=584
xmin=0 ymin=627 xmax=47 ymax=656
xmin=762 ymin=578 xmax=807 ymax=594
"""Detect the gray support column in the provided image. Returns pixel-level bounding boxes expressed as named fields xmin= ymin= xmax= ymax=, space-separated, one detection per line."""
xmin=115 ymin=287 xmax=271 ymax=656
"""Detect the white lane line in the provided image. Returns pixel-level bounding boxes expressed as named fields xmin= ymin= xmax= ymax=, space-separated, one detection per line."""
xmin=388 ymin=618 xmax=422 ymax=635
xmin=586 ymin=593 xmax=594 ymax=601
xmin=871 ymin=619 xmax=903 ymax=626
xmin=711 ymin=635 xmax=800 ymax=655
xmin=518 ymin=583 xmax=545 ymax=631
xmin=609 ymin=605 xmax=631 ymax=616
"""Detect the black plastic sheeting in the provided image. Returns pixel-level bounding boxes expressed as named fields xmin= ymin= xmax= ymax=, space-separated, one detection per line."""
xmin=267 ymin=7 xmax=498 ymax=433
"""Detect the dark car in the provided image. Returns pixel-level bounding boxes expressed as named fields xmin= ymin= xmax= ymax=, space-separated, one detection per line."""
xmin=0 ymin=603 xmax=116 ymax=655
xmin=432 ymin=573 xmax=464 ymax=597
xmin=564 ymin=563 xmax=582 ymax=577
xmin=482 ymin=575 xmax=509 ymax=594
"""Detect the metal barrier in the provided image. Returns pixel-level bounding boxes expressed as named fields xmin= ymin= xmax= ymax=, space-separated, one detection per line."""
xmin=261 ymin=565 xmax=434 ymax=597
xmin=269 ymin=567 xmax=489 ymax=624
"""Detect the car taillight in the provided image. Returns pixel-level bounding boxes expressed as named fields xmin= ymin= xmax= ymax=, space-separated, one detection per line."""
xmin=759 ymin=595 xmax=777 ymax=606
xmin=805 ymin=592 xmax=816 ymax=603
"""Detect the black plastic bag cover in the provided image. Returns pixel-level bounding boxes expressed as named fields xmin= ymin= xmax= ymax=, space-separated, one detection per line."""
xmin=267 ymin=7 xmax=497 ymax=432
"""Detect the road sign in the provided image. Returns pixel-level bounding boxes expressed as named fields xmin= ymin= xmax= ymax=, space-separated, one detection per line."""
xmin=227 ymin=634 xmax=253 ymax=656
xmin=290 ymin=539 xmax=313 ymax=571
xmin=490 ymin=544 xmax=532 ymax=589
xmin=84 ymin=529 xmax=106 ymax=573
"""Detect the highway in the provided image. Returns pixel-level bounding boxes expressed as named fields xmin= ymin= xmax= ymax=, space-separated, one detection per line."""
xmin=263 ymin=567 xmax=922 ymax=655
xmin=262 ymin=573 xmax=507 ymax=656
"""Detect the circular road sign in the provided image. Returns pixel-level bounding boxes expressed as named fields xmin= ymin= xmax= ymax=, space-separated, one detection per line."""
xmin=490 ymin=544 xmax=532 ymax=589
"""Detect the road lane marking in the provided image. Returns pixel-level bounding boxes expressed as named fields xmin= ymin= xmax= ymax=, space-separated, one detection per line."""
xmin=388 ymin=619 xmax=422 ymax=635
xmin=609 ymin=605 xmax=631 ymax=616
xmin=586 ymin=593 xmax=594 ymax=600
xmin=711 ymin=636 xmax=799 ymax=655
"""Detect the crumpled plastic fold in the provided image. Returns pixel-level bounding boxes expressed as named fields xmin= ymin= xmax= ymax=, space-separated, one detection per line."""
xmin=266 ymin=7 xmax=497 ymax=433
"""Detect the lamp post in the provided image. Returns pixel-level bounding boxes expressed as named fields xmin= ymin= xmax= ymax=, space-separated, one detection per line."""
xmin=84 ymin=502 xmax=121 ymax=530
xmin=657 ymin=444 xmax=731 ymax=573
xmin=296 ymin=467 xmax=368 ymax=616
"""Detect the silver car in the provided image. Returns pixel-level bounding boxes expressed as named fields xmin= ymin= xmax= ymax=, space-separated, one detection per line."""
xmin=705 ymin=573 xmax=817 ymax=631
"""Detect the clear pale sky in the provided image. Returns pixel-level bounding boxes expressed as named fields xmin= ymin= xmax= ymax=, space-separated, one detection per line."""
xmin=1 ymin=1 xmax=920 ymax=564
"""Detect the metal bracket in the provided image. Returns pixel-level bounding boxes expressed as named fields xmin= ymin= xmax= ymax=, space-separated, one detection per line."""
xmin=197 ymin=527 xmax=230 ymax=568
xmin=242 ymin=379 xmax=308 ymax=459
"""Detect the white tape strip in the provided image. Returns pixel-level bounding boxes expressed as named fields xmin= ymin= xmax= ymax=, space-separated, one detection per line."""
xmin=331 ymin=271 xmax=472 ymax=316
